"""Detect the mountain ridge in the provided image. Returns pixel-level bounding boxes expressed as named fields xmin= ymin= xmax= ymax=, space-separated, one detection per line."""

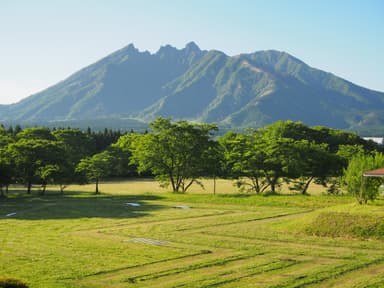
xmin=1 ymin=42 xmax=384 ymax=133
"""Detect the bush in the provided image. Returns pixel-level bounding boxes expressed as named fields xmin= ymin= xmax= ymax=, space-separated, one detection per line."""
xmin=0 ymin=278 xmax=28 ymax=288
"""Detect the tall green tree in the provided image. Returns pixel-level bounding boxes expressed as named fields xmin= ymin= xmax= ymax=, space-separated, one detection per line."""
xmin=259 ymin=136 xmax=299 ymax=194
xmin=0 ymin=129 xmax=15 ymax=196
xmin=129 ymin=118 xmax=217 ymax=193
xmin=76 ymin=151 xmax=115 ymax=194
xmin=0 ymin=149 xmax=13 ymax=197
xmin=221 ymin=131 xmax=269 ymax=194
xmin=288 ymin=141 xmax=343 ymax=194
xmin=342 ymin=152 xmax=384 ymax=204
xmin=7 ymin=139 xmax=64 ymax=194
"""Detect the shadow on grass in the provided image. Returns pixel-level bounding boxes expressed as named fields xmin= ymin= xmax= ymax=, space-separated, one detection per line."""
xmin=0 ymin=191 xmax=166 ymax=220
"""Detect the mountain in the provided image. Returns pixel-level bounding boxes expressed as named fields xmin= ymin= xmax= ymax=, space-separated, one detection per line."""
xmin=1 ymin=42 xmax=384 ymax=133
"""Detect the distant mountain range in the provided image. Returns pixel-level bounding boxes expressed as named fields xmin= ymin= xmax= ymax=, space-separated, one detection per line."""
xmin=1 ymin=42 xmax=384 ymax=134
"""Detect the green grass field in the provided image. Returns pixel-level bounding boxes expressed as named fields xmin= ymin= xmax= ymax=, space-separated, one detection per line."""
xmin=1 ymin=179 xmax=384 ymax=287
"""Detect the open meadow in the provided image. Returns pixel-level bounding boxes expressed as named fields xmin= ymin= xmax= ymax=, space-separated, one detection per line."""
xmin=1 ymin=179 xmax=384 ymax=287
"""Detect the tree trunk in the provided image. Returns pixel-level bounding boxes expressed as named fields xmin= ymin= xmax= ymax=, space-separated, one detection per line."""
xmin=269 ymin=175 xmax=279 ymax=194
xmin=301 ymin=176 xmax=314 ymax=195
xmin=95 ymin=178 xmax=99 ymax=194
xmin=358 ymin=176 xmax=366 ymax=204
xmin=169 ymin=172 xmax=177 ymax=192
xmin=60 ymin=184 xmax=66 ymax=195
xmin=251 ymin=176 xmax=260 ymax=194
xmin=213 ymin=175 xmax=216 ymax=195
xmin=41 ymin=184 xmax=47 ymax=195
xmin=183 ymin=179 xmax=194 ymax=193
xmin=270 ymin=182 xmax=275 ymax=194
xmin=27 ymin=180 xmax=32 ymax=194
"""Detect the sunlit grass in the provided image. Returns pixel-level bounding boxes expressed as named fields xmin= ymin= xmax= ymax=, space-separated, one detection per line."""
xmin=1 ymin=179 xmax=383 ymax=287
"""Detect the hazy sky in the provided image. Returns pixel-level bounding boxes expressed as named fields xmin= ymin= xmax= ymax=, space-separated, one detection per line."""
xmin=0 ymin=0 xmax=383 ymax=104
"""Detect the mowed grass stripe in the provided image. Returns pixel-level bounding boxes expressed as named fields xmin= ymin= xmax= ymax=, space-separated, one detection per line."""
xmin=266 ymin=256 xmax=384 ymax=288
xmin=125 ymin=256 xmax=298 ymax=288
xmin=213 ymin=258 xmax=338 ymax=288
xmin=174 ymin=209 xmax=310 ymax=232
xmin=76 ymin=249 xmax=229 ymax=287
xmin=168 ymin=258 xmax=300 ymax=288
xmin=122 ymin=253 xmax=261 ymax=284
xmin=193 ymin=233 xmax=381 ymax=259
xmin=88 ymin=210 xmax=305 ymax=240
xmin=306 ymin=261 xmax=384 ymax=288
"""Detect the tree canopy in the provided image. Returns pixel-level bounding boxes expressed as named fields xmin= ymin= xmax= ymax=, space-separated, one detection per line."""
xmin=128 ymin=118 xmax=217 ymax=192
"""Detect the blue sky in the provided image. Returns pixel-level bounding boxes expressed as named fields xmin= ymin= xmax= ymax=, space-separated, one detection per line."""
xmin=0 ymin=0 xmax=383 ymax=104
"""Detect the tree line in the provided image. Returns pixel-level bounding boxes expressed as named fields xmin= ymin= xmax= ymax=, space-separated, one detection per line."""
xmin=0 ymin=118 xmax=383 ymax=203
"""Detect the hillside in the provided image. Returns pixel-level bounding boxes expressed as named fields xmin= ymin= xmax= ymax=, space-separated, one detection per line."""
xmin=1 ymin=42 xmax=384 ymax=131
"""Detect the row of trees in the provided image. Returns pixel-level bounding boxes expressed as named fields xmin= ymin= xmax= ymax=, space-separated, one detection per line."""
xmin=0 ymin=126 xmax=127 ymax=196
xmin=0 ymin=118 xmax=383 ymax=203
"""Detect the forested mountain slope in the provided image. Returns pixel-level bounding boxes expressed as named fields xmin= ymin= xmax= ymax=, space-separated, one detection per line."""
xmin=1 ymin=42 xmax=384 ymax=131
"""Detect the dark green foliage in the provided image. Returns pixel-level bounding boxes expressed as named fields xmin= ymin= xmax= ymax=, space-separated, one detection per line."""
xmin=0 ymin=278 xmax=28 ymax=288
xmin=112 ymin=133 xmax=142 ymax=177
xmin=306 ymin=212 xmax=384 ymax=239
xmin=90 ymin=128 xmax=123 ymax=153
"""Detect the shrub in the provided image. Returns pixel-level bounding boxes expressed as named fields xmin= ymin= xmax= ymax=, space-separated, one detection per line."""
xmin=0 ymin=278 xmax=28 ymax=288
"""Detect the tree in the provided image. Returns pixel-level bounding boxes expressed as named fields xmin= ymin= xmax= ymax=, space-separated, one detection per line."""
xmin=0 ymin=127 xmax=14 ymax=148
xmin=76 ymin=151 xmax=115 ymax=194
xmin=7 ymin=139 xmax=64 ymax=194
xmin=53 ymin=129 xmax=94 ymax=162
xmin=0 ymin=149 xmax=13 ymax=197
xmin=16 ymin=127 xmax=55 ymax=141
xmin=53 ymin=128 xmax=95 ymax=192
xmin=259 ymin=136 xmax=298 ymax=194
xmin=0 ymin=129 xmax=14 ymax=196
xmin=221 ymin=129 xmax=300 ymax=194
xmin=337 ymin=144 xmax=365 ymax=167
xmin=221 ymin=131 xmax=269 ymax=194
xmin=201 ymin=140 xmax=224 ymax=195
xmin=311 ymin=126 xmax=378 ymax=153
xmin=111 ymin=133 xmax=141 ymax=177
xmin=129 ymin=118 xmax=217 ymax=193
xmin=36 ymin=164 xmax=61 ymax=195
xmin=287 ymin=141 xmax=343 ymax=194
xmin=342 ymin=152 xmax=384 ymax=204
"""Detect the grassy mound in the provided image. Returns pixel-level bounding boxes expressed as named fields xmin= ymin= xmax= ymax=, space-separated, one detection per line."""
xmin=305 ymin=212 xmax=384 ymax=239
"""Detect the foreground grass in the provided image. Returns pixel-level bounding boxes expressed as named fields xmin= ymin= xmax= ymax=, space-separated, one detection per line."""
xmin=0 ymin=180 xmax=383 ymax=287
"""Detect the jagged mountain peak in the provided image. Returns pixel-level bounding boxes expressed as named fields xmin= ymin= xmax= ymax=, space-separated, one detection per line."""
xmin=156 ymin=44 xmax=177 ymax=53
xmin=184 ymin=41 xmax=200 ymax=52
xmin=124 ymin=43 xmax=139 ymax=52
